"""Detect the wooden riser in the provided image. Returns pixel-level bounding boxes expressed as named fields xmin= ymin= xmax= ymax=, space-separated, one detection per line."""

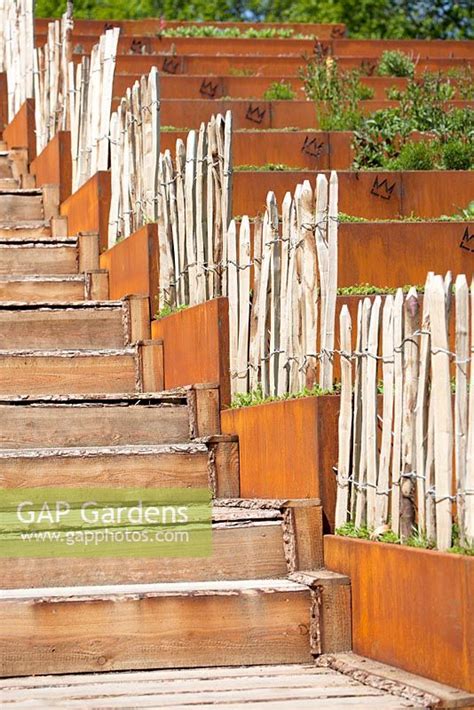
xmin=0 ymin=243 xmax=78 ymax=276
xmin=0 ymin=443 xmax=210 ymax=489
xmin=0 ymin=157 xmax=12 ymax=179
xmin=0 ymin=303 xmax=127 ymax=350
xmin=0 ymin=580 xmax=313 ymax=676
xmin=1 ymin=520 xmax=288 ymax=588
xmin=0 ymin=350 xmax=139 ymax=395
xmin=0 ymin=178 xmax=20 ymax=190
xmin=0 ymin=398 xmax=191 ymax=448
xmin=0 ymin=191 xmax=44 ymax=222
xmin=0 ymin=276 xmax=86 ymax=302
xmin=0 ymin=224 xmax=52 ymax=240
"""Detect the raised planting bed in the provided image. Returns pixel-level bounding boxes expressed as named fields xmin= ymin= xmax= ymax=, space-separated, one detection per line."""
xmin=30 ymin=131 xmax=72 ymax=204
xmin=325 ymin=535 xmax=474 ymax=692
xmin=113 ymin=74 xmax=411 ymax=103
xmin=100 ymin=224 xmax=159 ymax=316
xmin=221 ymin=394 xmax=340 ymax=531
xmin=60 ymin=171 xmax=111 ymax=251
xmin=160 ymin=129 xmax=353 ymax=171
xmin=110 ymin=54 xmax=471 ymax=79
xmin=152 ymin=298 xmax=230 ymax=407
xmin=232 ymin=170 xmax=474 ymax=219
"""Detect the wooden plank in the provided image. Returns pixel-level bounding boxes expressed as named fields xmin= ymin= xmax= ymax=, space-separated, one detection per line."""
xmin=376 ymin=295 xmax=394 ymax=527
xmin=0 ymin=243 xmax=77 ymax=275
xmin=0 ymin=304 xmax=125 ymax=350
xmin=400 ymin=288 xmax=420 ymax=541
xmin=0 ymin=275 xmax=86 ymax=302
xmin=0 ymin=580 xmax=313 ymax=676
xmin=390 ymin=289 xmax=404 ymax=536
xmin=429 ymin=276 xmax=453 ymax=550
xmin=0 ymin=349 xmax=138 ymax=395
xmin=0 ymin=443 xmax=209 ymax=490
xmin=0 ymin=400 xmax=190 ymax=449
xmin=335 ymin=305 xmax=352 ymax=528
xmin=1 ymin=521 xmax=287 ymax=589
xmin=455 ymin=275 xmax=469 ymax=546
xmin=366 ymin=295 xmax=381 ymax=528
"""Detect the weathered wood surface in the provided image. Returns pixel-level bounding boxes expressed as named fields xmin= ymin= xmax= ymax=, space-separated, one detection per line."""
xmin=0 ymin=242 xmax=78 ymax=275
xmin=0 ymin=580 xmax=313 ymax=676
xmin=0 ymin=663 xmax=418 ymax=708
xmin=0 ymin=443 xmax=210 ymax=489
xmin=0 ymin=302 xmax=126 ymax=349
xmin=1 ymin=520 xmax=287 ymax=589
xmin=0 ymin=349 xmax=139 ymax=395
xmin=0 ymin=398 xmax=190 ymax=448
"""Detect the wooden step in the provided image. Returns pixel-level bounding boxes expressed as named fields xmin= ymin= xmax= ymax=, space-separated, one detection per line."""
xmin=0 ymin=392 xmax=191 ymax=448
xmin=0 ymin=178 xmax=20 ymax=189
xmin=0 ymin=301 xmax=127 ymax=349
xmin=0 ymin=240 xmax=78 ymax=276
xmin=0 ymin=189 xmax=44 ymax=223
xmin=0 ymin=441 xmax=210 ymax=488
xmin=0 ymin=272 xmax=108 ymax=302
xmin=0 ymin=153 xmax=12 ymax=179
xmin=0 ymin=219 xmax=69 ymax=240
xmin=0 ymin=347 xmax=140 ymax=394
xmin=0 ymin=664 xmax=427 ymax=709
xmin=1 ymin=505 xmax=289 ymax=589
xmin=0 ymin=579 xmax=314 ymax=676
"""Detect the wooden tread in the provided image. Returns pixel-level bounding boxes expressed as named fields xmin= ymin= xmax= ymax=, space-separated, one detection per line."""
xmin=0 ymin=223 xmax=52 ymax=240
xmin=0 ymin=665 xmax=421 ymax=708
xmin=0 ymin=579 xmax=314 ymax=676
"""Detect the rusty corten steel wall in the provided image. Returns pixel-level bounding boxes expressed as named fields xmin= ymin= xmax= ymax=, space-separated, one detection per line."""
xmin=160 ymin=130 xmax=353 ymax=171
xmin=100 ymin=224 xmax=159 ymax=316
xmin=152 ymin=297 xmax=230 ymax=407
xmin=60 ymin=171 xmax=111 ymax=251
xmin=325 ymin=535 xmax=474 ymax=692
xmin=3 ymin=99 xmax=36 ymax=161
xmin=338 ymin=221 xmax=474 ymax=287
xmin=31 ymin=131 xmax=72 ymax=204
xmin=221 ymin=395 xmax=340 ymax=531
xmin=231 ymin=170 xmax=474 ymax=218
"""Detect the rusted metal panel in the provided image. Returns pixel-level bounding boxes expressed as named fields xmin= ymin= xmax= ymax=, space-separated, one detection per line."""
xmin=324 ymin=535 xmax=474 ymax=692
xmin=221 ymin=395 xmax=340 ymax=531
xmin=3 ymin=99 xmax=36 ymax=161
xmin=0 ymin=73 xmax=8 ymax=136
xmin=100 ymin=224 xmax=159 ymax=316
xmin=60 ymin=171 xmax=111 ymax=251
xmin=338 ymin=221 xmax=474 ymax=287
xmin=30 ymin=131 xmax=72 ymax=203
xmin=151 ymin=297 xmax=230 ymax=407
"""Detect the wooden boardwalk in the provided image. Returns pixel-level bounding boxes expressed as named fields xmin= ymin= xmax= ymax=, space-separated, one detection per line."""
xmin=0 ymin=664 xmax=419 ymax=708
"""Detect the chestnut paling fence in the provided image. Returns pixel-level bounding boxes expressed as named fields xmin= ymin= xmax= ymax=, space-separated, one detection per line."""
xmin=33 ymin=10 xmax=73 ymax=155
xmin=335 ymin=273 xmax=474 ymax=550
xmin=1 ymin=0 xmax=34 ymax=121
xmin=227 ymin=174 xmax=338 ymax=397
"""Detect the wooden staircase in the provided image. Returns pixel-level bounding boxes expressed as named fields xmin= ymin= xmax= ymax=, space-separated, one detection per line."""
xmin=0 ymin=149 xmax=352 ymax=681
